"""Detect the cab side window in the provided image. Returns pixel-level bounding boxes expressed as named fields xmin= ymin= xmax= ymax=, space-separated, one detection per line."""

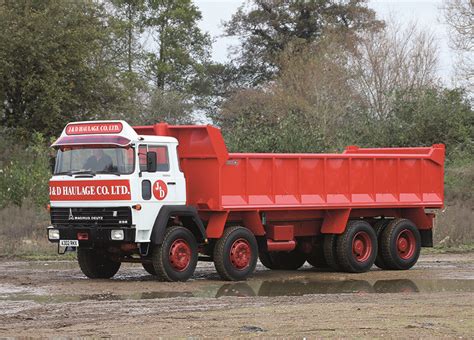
xmin=139 ymin=145 xmax=170 ymax=172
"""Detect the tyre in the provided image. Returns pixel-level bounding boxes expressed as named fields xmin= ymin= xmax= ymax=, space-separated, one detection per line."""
xmin=380 ymin=219 xmax=421 ymax=270
xmin=373 ymin=219 xmax=391 ymax=269
xmin=269 ymin=250 xmax=307 ymax=270
xmin=142 ymin=262 xmax=156 ymax=276
xmin=152 ymin=226 xmax=198 ymax=282
xmin=214 ymin=226 xmax=258 ymax=281
xmin=323 ymin=234 xmax=340 ymax=271
xmin=336 ymin=220 xmax=377 ymax=273
xmin=307 ymin=237 xmax=328 ymax=268
xmin=259 ymin=251 xmax=279 ymax=270
xmin=77 ymin=248 xmax=121 ymax=279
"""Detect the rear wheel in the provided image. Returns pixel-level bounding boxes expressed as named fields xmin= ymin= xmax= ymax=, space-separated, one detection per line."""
xmin=373 ymin=219 xmax=391 ymax=269
xmin=214 ymin=226 xmax=258 ymax=281
xmin=269 ymin=250 xmax=307 ymax=270
xmin=259 ymin=251 xmax=279 ymax=270
xmin=323 ymin=234 xmax=340 ymax=271
xmin=380 ymin=219 xmax=421 ymax=270
xmin=307 ymin=237 xmax=328 ymax=268
xmin=152 ymin=226 xmax=198 ymax=282
xmin=336 ymin=220 xmax=377 ymax=273
xmin=142 ymin=262 xmax=156 ymax=276
xmin=77 ymin=248 xmax=121 ymax=279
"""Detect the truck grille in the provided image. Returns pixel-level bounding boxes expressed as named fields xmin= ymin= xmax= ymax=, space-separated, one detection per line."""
xmin=50 ymin=207 xmax=132 ymax=227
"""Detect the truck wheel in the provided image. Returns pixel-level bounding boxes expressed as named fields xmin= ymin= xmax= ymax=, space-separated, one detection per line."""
xmin=142 ymin=262 xmax=156 ymax=276
xmin=307 ymin=237 xmax=328 ymax=268
xmin=270 ymin=250 xmax=307 ymax=270
xmin=323 ymin=234 xmax=340 ymax=271
xmin=259 ymin=251 xmax=280 ymax=270
xmin=336 ymin=220 xmax=377 ymax=273
xmin=380 ymin=219 xmax=421 ymax=270
xmin=373 ymin=219 xmax=391 ymax=269
xmin=77 ymin=248 xmax=121 ymax=279
xmin=214 ymin=226 xmax=258 ymax=281
xmin=152 ymin=226 xmax=198 ymax=282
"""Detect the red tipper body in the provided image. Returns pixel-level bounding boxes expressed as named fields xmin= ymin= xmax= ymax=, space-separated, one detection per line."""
xmin=133 ymin=123 xmax=445 ymax=240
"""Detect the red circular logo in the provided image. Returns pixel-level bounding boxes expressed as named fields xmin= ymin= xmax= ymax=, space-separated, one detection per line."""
xmin=153 ymin=180 xmax=168 ymax=200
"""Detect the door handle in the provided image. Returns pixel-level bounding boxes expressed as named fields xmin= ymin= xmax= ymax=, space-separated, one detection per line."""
xmin=167 ymin=182 xmax=176 ymax=185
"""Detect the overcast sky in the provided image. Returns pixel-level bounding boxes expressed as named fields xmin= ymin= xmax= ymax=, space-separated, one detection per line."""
xmin=194 ymin=0 xmax=454 ymax=85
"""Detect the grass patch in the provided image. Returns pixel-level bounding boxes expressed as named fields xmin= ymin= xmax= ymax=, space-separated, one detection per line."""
xmin=422 ymin=244 xmax=474 ymax=254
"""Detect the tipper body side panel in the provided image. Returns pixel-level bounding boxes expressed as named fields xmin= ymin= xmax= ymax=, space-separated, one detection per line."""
xmin=133 ymin=124 xmax=445 ymax=212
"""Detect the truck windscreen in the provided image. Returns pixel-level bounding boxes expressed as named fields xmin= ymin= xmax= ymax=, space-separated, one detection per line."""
xmin=54 ymin=146 xmax=135 ymax=175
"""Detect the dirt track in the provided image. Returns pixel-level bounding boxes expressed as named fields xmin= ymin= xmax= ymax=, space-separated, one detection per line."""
xmin=0 ymin=252 xmax=473 ymax=338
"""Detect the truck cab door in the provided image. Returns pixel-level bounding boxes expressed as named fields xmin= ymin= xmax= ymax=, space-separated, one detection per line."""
xmin=138 ymin=144 xmax=184 ymax=205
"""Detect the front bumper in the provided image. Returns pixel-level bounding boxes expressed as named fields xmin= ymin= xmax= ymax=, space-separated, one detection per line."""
xmin=47 ymin=225 xmax=135 ymax=245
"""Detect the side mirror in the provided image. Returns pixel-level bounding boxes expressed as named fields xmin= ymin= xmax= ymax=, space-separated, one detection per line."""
xmin=146 ymin=151 xmax=157 ymax=172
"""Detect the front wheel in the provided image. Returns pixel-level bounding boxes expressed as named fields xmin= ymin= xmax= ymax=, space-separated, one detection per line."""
xmin=336 ymin=220 xmax=377 ymax=273
xmin=152 ymin=226 xmax=198 ymax=282
xmin=77 ymin=248 xmax=121 ymax=279
xmin=214 ymin=226 xmax=258 ymax=281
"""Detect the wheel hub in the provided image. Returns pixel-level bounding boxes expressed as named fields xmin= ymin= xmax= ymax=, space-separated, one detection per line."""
xmin=398 ymin=238 xmax=408 ymax=251
xmin=352 ymin=231 xmax=372 ymax=262
xmin=397 ymin=229 xmax=416 ymax=260
xmin=169 ymin=239 xmax=191 ymax=271
xmin=230 ymin=238 xmax=251 ymax=270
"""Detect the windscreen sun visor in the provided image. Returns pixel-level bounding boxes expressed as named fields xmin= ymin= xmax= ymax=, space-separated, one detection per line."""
xmin=51 ymin=135 xmax=131 ymax=148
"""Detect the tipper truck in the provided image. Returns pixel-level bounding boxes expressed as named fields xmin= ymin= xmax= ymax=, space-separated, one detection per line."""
xmin=47 ymin=120 xmax=445 ymax=281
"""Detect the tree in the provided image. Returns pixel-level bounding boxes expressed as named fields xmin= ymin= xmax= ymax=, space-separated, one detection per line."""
xmin=109 ymin=0 xmax=147 ymax=75
xmin=443 ymin=0 xmax=473 ymax=92
xmin=224 ymin=0 xmax=383 ymax=85
xmin=107 ymin=0 xmax=213 ymax=124
xmin=349 ymin=22 xmax=440 ymax=119
xmin=143 ymin=0 xmax=212 ymax=92
xmin=0 ymin=0 xmax=126 ymax=140
xmin=219 ymin=41 xmax=361 ymax=153
xmin=374 ymin=88 xmax=473 ymax=159
xmin=121 ymin=89 xmax=194 ymax=125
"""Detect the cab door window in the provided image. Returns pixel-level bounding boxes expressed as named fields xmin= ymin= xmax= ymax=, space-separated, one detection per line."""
xmin=139 ymin=145 xmax=169 ymax=172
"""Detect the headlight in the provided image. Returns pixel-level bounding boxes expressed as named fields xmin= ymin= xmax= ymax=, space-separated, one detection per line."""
xmin=111 ymin=230 xmax=124 ymax=240
xmin=48 ymin=228 xmax=60 ymax=240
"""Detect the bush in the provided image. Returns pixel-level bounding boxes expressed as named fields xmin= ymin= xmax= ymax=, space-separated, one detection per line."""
xmin=0 ymin=133 xmax=52 ymax=208
xmin=0 ymin=201 xmax=54 ymax=258
xmin=367 ymin=88 xmax=474 ymax=159
xmin=435 ymin=200 xmax=474 ymax=247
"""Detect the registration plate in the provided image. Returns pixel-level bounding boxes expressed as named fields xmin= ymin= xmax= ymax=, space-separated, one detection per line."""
xmin=59 ymin=240 xmax=79 ymax=247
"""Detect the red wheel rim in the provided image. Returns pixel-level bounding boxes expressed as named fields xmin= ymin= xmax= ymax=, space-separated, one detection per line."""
xmin=169 ymin=239 xmax=191 ymax=272
xmin=396 ymin=229 xmax=416 ymax=260
xmin=229 ymin=238 xmax=251 ymax=270
xmin=352 ymin=231 xmax=372 ymax=262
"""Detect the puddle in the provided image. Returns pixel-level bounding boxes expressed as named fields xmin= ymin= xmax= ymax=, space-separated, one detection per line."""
xmin=0 ymin=278 xmax=472 ymax=304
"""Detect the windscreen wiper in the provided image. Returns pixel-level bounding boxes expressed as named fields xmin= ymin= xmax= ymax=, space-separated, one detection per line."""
xmin=65 ymin=170 xmax=96 ymax=177
xmin=96 ymin=171 xmax=121 ymax=176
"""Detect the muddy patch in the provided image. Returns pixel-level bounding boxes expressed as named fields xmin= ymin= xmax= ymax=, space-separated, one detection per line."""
xmin=1 ymin=278 xmax=473 ymax=303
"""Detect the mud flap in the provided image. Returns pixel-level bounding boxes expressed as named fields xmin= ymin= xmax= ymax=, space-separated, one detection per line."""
xmin=419 ymin=229 xmax=433 ymax=247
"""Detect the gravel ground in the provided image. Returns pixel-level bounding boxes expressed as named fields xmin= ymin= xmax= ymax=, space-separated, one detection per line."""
xmin=0 ymin=252 xmax=473 ymax=338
